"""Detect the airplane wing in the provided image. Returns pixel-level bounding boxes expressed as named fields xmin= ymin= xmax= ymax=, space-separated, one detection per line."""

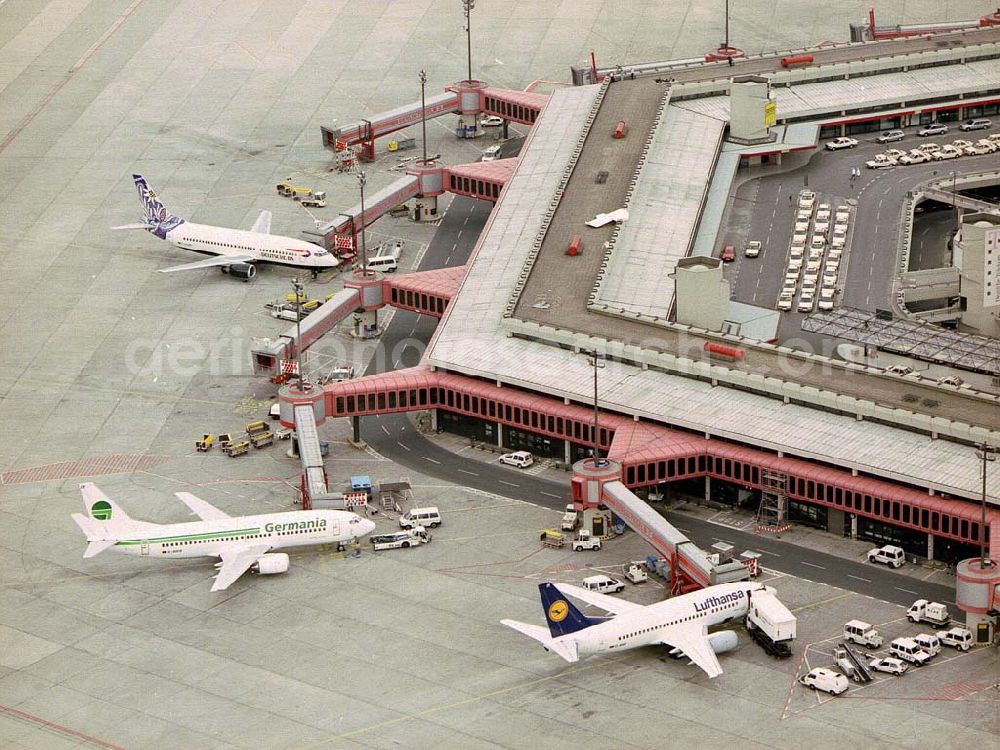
xmin=175 ymin=492 xmax=230 ymax=522
xmin=250 ymin=210 xmax=272 ymax=234
xmin=111 ymin=223 xmax=152 ymax=230
xmin=656 ymin=622 xmax=723 ymax=679
xmin=556 ymin=582 xmax=644 ymax=617
xmin=157 ymin=255 xmax=254 ymax=273
xmin=211 ymin=544 xmax=271 ymax=592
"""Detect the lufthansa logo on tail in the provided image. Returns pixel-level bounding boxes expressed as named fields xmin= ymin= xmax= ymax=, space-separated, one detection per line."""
xmin=548 ymin=599 xmax=569 ymax=622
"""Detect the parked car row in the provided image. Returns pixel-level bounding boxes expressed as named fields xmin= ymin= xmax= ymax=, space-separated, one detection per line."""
xmin=778 ymin=193 xmax=849 ymax=313
xmin=865 ymin=133 xmax=1000 ymax=168
xmin=827 ymin=120 xmax=994 ymax=152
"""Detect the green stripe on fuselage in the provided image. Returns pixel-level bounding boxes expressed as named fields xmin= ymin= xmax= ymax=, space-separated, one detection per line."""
xmin=115 ymin=527 xmax=262 ymax=546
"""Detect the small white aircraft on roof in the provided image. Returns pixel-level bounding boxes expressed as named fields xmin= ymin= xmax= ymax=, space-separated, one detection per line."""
xmin=71 ymin=483 xmax=375 ymax=592
xmin=502 ymin=580 xmax=778 ymax=678
xmin=114 ymin=174 xmax=338 ymax=280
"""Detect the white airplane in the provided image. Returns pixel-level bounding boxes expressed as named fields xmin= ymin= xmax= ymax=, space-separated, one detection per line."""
xmin=114 ymin=174 xmax=338 ymax=280
xmin=502 ymin=580 xmax=777 ymax=678
xmin=71 ymin=483 xmax=376 ymax=592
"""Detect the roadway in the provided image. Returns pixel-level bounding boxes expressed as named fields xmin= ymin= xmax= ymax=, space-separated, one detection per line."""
xmin=360 ymin=195 xmax=958 ymax=611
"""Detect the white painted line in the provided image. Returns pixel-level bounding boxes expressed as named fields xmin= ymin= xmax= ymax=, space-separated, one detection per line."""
xmin=498 ymin=480 xmax=519 ymax=487
xmin=756 ymin=549 xmax=781 ymax=557
xmin=381 ymin=425 xmax=390 ymax=435
xmin=801 ymin=561 xmax=826 ymax=570
xmin=457 ymin=468 xmax=478 ymax=476
xmin=894 ymin=586 xmax=919 ymax=595
xmin=396 ymin=441 xmax=411 ymax=451
xmin=847 ymin=574 xmax=872 ymax=583
xmin=423 ymin=457 xmax=441 ymax=465
xmin=540 ymin=491 xmax=560 ymax=499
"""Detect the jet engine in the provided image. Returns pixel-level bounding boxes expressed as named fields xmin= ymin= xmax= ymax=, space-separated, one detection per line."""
xmin=667 ymin=630 xmax=739 ymax=659
xmin=251 ymin=553 xmax=289 ymax=575
xmin=223 ymin=263 xmax=257 ymax=281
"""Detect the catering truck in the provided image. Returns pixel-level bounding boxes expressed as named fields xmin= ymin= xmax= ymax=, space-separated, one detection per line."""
xmin=745 ymin=589 xmax=796 ymax=657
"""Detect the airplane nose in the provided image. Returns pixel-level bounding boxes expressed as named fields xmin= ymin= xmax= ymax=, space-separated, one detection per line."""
xmin=364 ymin=519 xmax=377 ymax=536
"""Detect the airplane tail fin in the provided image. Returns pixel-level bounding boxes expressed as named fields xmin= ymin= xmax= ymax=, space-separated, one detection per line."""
xmin=538 ymin=582 xmax=604 ymax=638
xmin=76 ymin=482 xmax=150 ymax=539
xmin=129 ymin=174 xmax=184 ymax=237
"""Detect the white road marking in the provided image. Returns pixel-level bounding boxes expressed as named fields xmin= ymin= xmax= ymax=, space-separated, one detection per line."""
xmin=396 ymin=441 xmax=411 ymax=451
xmin=540 ymin=491 xmax=560 ymax=499
xmin=381 ymin=425 xmax=390 ymax=435
xmin=756 ymin=549 xmax=781 ymax=557
xmin=801 ymin=561 xmax=826 ymax=570
xmin=498 ymin=480 xmax=519 ymax=487
xmin=423 ymin=457 xmax=441 ymax=465
xmin=894 ymin=586 xmax=919 ymax=595
xmin=847 ymin=574 xmax=872 ymax=583
xmin=457 ymin=468 xmax=478 ymax=476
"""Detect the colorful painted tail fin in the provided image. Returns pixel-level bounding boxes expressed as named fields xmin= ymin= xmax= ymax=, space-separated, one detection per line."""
xmin=539 ymin=582 xmax=603 ymax=638
xmin=73 ymin=483 xmax=155 ymax=554
xmin=130 ymin=174 xmax=184 ymax=237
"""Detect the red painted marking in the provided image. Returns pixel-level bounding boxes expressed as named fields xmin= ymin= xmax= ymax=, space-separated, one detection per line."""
xmin=0 ymin=703 xmax=126 ymax=750
xmin=1 ymin=454 xmax=170 ymax=485
xmin=0 ymin=0 xmax=146 ymax=155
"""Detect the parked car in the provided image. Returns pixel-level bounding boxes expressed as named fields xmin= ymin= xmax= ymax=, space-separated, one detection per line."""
xmin=898 ymin=150 xmax=930 ymax=164
xmin=720 ymin=244 xmax=736 ymax=262
xmin=825 ymin=137 xmax=858 ymax=150
xmin=582 ymin=574 xmax=625 ymax=594
xmin=959 ymin=118 xmax=992 ymax=131
xmin=798 ymin=191 xmax=816 ymax=209
xmin=917 ymin=123 xmax=948 ymax=136
xmin=480 ymin=115 xmax=504 ymax=127
xmin=844 ymin=619 xmax=883 ymax=648
xmin=931 ymin=145 xmax=962 ymax=160
xmin=499 ymin=451 xmax=534 ymax=468
xmin=964 ymin=142 xmax=993 ymax=155
xmin=876 ymin=129 xmax=905 ymax=143
xmin=868 ymin=544 xmax=905 ymax=568
xmin=869 ymin=657 xmax=909 ymax=675
xmin=917 ymin=142 xmax=942 ymax=154
xmin=939 ymin=626 xmax=974 ymax=651
xmin=745 ymin=240 xmax=761 ymax=258
xmin=866 ymin=155 xmax=895 ymax=169
xmin=799 ymin=668 xmax=849 ymax=695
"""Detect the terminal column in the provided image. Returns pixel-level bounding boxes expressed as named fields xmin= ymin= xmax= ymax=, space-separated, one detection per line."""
xmin=571 ymin=458 xmax=622 ymax=539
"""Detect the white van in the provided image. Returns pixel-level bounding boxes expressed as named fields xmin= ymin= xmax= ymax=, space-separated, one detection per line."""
xmin=481 ymin=143 xmax=503 ymax=161
xmin=399 ymin=506 xmax=442 ymax=529
xmin=499 ymin=451 xmax=534 ymax=468
xmin=890 ymin=637 xmax=932 ymax=666
xmin=913 ymin=633 xmax=941 ymax=656
xmin=582 ymin=575 xmax=625 ymax=594
xmin=799 ymin=668 xmax=849 ymax=695
xmin=844 ymin=619 xmax=883 ymax=648
xmin=367 ymin=249 xmax=400 ymax=273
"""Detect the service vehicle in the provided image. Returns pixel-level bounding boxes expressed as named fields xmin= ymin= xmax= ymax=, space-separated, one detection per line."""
xmin=867 ymin=544 xmax=905 ymax=568
xmin=907 ymin=599 xmax=950 ymax=628
xmin=480 ymin=143 xmax=503 ymax=161
xmin=623 ymin=561 xmax=648 ymax=583
xmin=371 ymin=527 xmax=431 ymax=550
xmin=582 ymin=574 xmax=625 ymax=594
xmin=890 ymin=637 xmax=933 ymax=666
xmin=572 ymin=529 xmax=602 ymax=551
xmin=745 ymin=588 xmax=796 ymax=657
xmin=249 ymin=431 xmax=274 ymax=448
xmin=798 ymin=191 xmax=816 ymax=209
xmin=876 ymin=129 xmax=905 ymax=143
xmin=825 ymin=136 xmax=858 ymax=150
xmin=720 ymin=244 xmax=736 ymax=262
xmin=480 ymin=115 xmax=504 ymax=127
xmin=834 ymin=646 xmax=856 ymax=679
xmin=223 ymin=440 xmax=250 ymax=457
xmin=276 ymin=180 xmax=311 ymax=198
xmin=269 ymin=402 xmax=281 ymax=419
xmin=917 ymin=123 xmax=948 ymax=136
xmin=869 ymin=657 xmax=908 ymax=675
xmin=939 ymin=626 xmax=973 ymax=651
xmin=844 ymin=619 xmax=883 ymax=648
xmin=540 ymin=528 xmax=565 ymax=548
xmin=799 ymin=667 xmax=849 ymax=694
xmin=560 ymin=504 xmax=579 ymax=531
xmin=499 ymin=451 xmax=534 ymax=468
xmin=913 ymin=633 xmax=941 ymax=656
xmin=399 ymin=506 xmax=441 ymax=528
xmin=196 ymin=433 xmax=214 ymax=452
xmin=745 ymin=240 xmax=761 ymax=258
xmin=959 ymin=118 xmax=992 ymax=131
xmin=898 ymin=150 xmax=930 ymax=164
xmin=217 ymin=433 xmax=233 ymax=449
xmin=299 ymin=193 xmax=326 ymax=208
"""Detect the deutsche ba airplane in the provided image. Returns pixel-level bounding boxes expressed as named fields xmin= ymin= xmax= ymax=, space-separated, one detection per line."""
xmin=114 ymin=174 xmax=339 ymax=280
xmin=502 ymin=580 xmax=779 ymax=678
xmin=72 ymin=483 xmax=376 ymax=592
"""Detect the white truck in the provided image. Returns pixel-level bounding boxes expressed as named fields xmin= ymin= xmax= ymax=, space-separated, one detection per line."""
xmin=939 ymin=626 xmax=974 ymax=651
xmin=572 ymin=530 xmax=601 ymax=551
xmin=560 ymin=504 xmax=579 ymax=531
xmin=907 ymin=599 xmax=950 ymax=629
xmin=745 ymin=589 xmax=796 ymax=657
xmin=370 ymin=527 xmax=431 ymax=551
xmin=623 ymin=561 xmax=648 ymax=584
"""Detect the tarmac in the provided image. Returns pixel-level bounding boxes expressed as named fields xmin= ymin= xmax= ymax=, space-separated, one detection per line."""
xmin=1 ymin=1 xmax=998 ymax=748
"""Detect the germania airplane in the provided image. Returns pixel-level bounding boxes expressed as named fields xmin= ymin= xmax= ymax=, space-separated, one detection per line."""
xmin=71 ymin=483 xmax=376 ymax=592
xmin=114 ymin=174 xmax=339 ymax=280
xmin=502 ymin=580 xmax=778 ymax=678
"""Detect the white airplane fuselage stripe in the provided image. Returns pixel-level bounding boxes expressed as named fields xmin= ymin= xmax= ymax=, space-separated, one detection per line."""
xmin=165 ymin=221 xmax=336 ymax=269
xmin=563 ymin=582 xmax=756 ymax=655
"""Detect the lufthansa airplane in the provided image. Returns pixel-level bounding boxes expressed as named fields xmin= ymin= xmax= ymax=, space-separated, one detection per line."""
xmin=114 ymin=174 xmax=338 ymax=280
xmin=502 ymin=580 xmax=779 ymax=678
xmin=72 ymin=483 xmax=376 ymax=591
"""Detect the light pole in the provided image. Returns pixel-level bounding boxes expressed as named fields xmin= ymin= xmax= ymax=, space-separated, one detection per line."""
xmin=951 ymin=170 xmax=960 ymax=234
xmin=461 ymin=0 xmax=475 ymax=83
xmin=724 ymin=0 xmax=730 ymax=51
xmin=292 ymin=277 xmax=304 ymax=386
xmin=975 ymin=443 xmax=997 ymax=570
xmin=588 ymin=350 xmax=606 ymax=467
xmin=419 ymin=69 xmax=428 ymax=164
xmin=357 ymin=170 xmax=367 ymax=271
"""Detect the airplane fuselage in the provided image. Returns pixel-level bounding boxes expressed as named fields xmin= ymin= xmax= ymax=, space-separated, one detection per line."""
xmin=165 ymin=221 xmax=337 ymax=270
xmin=111 ymin=510 xmax=366 ymax=559
xmin=566 ymin=582 xmax=756 ymax=656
